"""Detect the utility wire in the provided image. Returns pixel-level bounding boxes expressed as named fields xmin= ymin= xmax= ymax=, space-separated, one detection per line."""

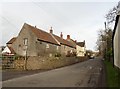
xmin=0 ymin=16 xmax=19 ymax=30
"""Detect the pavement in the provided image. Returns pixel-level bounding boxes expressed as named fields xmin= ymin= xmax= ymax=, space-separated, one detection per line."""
xmin=2 ymin=58 xmax=106 ymax=87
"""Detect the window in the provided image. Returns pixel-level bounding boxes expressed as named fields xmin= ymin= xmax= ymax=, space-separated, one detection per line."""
xmin=46 ymin=44 xmax=49 ymax=48
xmin=39 ymin=41 xmax=42 ymax=44
xmin=64 ymin=46 xmax=66 ymax=49
xmin=23 ymin=38 xmax=28 ymax=46
xmin=57 ymin=46 xmax=59 ymax=50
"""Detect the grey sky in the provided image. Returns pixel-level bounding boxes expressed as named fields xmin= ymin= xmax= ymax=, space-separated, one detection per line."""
xmin=0 ymin=1 xmax=119 ymax=50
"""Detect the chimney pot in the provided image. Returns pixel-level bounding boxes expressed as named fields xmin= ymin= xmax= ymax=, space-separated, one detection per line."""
xmin=75 ymin=40 xmax=77 ymax=43
xmin=60 ymin=32 xmax=63 ymax=38
xmin=67 ymin=35 xmax=70 ymax=39
xmin=84 ymin=40 xmax=85 ymax=43
xmin=50 ymin=27 xmax=53 ymax=34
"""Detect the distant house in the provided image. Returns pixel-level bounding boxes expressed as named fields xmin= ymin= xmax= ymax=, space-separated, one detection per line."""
xmin=0 ymin=46 xmax=5 ymax=55
xmin=113 ymin=12 xmax=120 ymax=69
xmin=66 ymin=35 xmax=76 ymax=54
xmin=7 ymin=37 xmax=17 ymax=47
xmin=2 ymin=37 xmax=16 ymax=56
xmin=9 ymin=23 xmax=76 ymax=57
xmin=76 ymin=41 xmax=86 ymax=57
xmin=2 ymin=46 xmax=15 ymax=56
xmin=52 ymin=33 xmax=76 ymax=56
xmin=0 ymin=46 xmax=5 ymax=52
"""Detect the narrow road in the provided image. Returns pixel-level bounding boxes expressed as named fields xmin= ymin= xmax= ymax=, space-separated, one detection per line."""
xmin=3 ymin=58 xmax=106 ymax=87
xmin=2 ymin=69 xmax=49 ymax=81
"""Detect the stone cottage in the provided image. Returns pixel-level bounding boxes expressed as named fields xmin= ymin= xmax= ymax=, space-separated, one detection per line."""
xmin=113 ymin=12 xmax=120 ymax=69
xmin=10 ymin=23 xmax=76 ymax=57
xmin=7 ymin=37 xmax=17 ymax=47
xmin=52 ymin=33 xmax=76 ymax=56
xmin=76 ymin=41 xmax=86 ymax=57
xmin=66 ymin=35 xmax=77 ymax=56
xmin=2 ymin=37 xmax=16 ymax=55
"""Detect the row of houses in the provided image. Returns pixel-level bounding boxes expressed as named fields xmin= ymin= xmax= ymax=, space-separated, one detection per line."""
xmin=2 ymin=23 xmax=86 ymax=57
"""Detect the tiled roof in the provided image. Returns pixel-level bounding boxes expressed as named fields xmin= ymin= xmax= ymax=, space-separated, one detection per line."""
xmin=7 ymin=37 xmax=17 ymax=44
xmin=8 ymin=46 xmax=15 ymax=54
xmin=24 ymin=23 xmax=75 ymax=48
xmin=24 ymin=23 xmax=60 ymax=46
xmin=67 ymin=38 xmax=76 ymax=48
xmin=53 ymin=34 xmax=75 ymax=48
xmin=77 ymin=42 xmax=85 ymax=47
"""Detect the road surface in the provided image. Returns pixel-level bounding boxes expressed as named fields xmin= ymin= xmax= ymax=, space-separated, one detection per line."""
xmin=2 ymin=69 xmax=50 ymax=81
xmin=2 ymin=58 xmax=106 ymax=87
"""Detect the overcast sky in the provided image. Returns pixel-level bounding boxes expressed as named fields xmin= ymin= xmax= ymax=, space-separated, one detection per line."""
xmin=0 ymin=0 xmax=119 ymax=50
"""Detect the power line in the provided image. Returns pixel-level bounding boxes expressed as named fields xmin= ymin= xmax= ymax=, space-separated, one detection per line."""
xmin=0 ymin=16 xmax=19 ymax=30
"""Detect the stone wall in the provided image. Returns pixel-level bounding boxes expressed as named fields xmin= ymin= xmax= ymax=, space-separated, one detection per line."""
xmin=13 ymin=56 xmax=87 ymax=70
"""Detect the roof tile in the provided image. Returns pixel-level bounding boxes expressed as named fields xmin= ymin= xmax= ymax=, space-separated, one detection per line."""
xmin=24 ymin=23 xmax=75 ymax=48
xmin=7 ymin=37 xmax=17 ymax=44
xmin=24 ymin=23 xmax=59 ymax=45
xmin=77 ymin=42 xmax=85 ymax=47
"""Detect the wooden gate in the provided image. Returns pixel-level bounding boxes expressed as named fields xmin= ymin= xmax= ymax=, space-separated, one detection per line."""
xmin=2 ymin=55 xmax=15 ymax=69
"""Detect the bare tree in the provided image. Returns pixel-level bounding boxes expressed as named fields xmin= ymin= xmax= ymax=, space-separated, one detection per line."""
xmin=96 ymin=28 xmax=113 ymax=59
xmin=105 ymin=2 xmax=120 ymax=25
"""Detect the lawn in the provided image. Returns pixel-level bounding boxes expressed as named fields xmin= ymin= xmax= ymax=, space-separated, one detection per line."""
xmin=104 ymin=60 xmax=120 ymax=87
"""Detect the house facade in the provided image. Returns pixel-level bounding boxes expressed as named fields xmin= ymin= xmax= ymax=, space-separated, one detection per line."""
xmin=66 ymin=35 xmax=77 ymax=54
xmin=2 ymin=46 xmax=15 ymax=55
xmin=9 ymin=23 xmax=76 ymax=57
xmin=76 ymin=41 xmax=86 ymax=57
xmin=113 ymin=13 xmax=120 ymax=69
xmin=53 ymin=33 xmax=76 ymax=56
xmin=2 ymin=37 xmax=16 ymax=55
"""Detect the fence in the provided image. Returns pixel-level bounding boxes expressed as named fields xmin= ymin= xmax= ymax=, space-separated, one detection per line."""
xmin=2 ymin=55 xmax=15 ymax=69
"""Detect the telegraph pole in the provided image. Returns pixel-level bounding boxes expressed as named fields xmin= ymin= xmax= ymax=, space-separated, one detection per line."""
xmin=24 ymin=46 xmax=28 ymax=70
xmin=104 ymin=22 xmax=108 ymax=60
xmin=24 ymin=39 xmax=28 ymax=70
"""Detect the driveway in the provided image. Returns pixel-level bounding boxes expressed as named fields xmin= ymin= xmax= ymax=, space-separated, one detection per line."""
xmin=2 ymin=58 xmax=106 ymax=87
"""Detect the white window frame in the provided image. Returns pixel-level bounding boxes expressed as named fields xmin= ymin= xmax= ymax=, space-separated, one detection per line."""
xmin=46 ymin=44 xmax=49 ymax=48
xmin=57 ymin=46 xmax=59 ymax=50
xmin=24 ymin=38 xmax=28 ymax=46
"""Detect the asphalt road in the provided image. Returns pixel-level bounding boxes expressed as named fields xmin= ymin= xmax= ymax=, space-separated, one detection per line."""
xmin=2 ymin=69 xmax=49 ymax=81
xmin=2 ymin=58 xmax=106 ymax=87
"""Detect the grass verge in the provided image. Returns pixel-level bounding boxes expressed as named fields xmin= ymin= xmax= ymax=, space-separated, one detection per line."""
xmin=104 ymin=60 xmax=120 ymax=87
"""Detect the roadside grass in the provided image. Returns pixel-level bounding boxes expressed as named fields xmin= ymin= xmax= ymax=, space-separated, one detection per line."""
xmin=104 ymin=60 xmax=120 ymax=87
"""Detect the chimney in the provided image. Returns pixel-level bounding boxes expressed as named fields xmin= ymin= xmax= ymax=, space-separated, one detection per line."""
xmin=50 ymin=27 xmax=53 ymax=34
xmin=60 ymin=32 xmax=63 ymax=38
xmin=67 ymin=35 xmax=70 ymax=39
xmin=84 ymin=40 xmax=85 ymax=43
xmin=75 ymin=40 xmax=77 ymax=43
